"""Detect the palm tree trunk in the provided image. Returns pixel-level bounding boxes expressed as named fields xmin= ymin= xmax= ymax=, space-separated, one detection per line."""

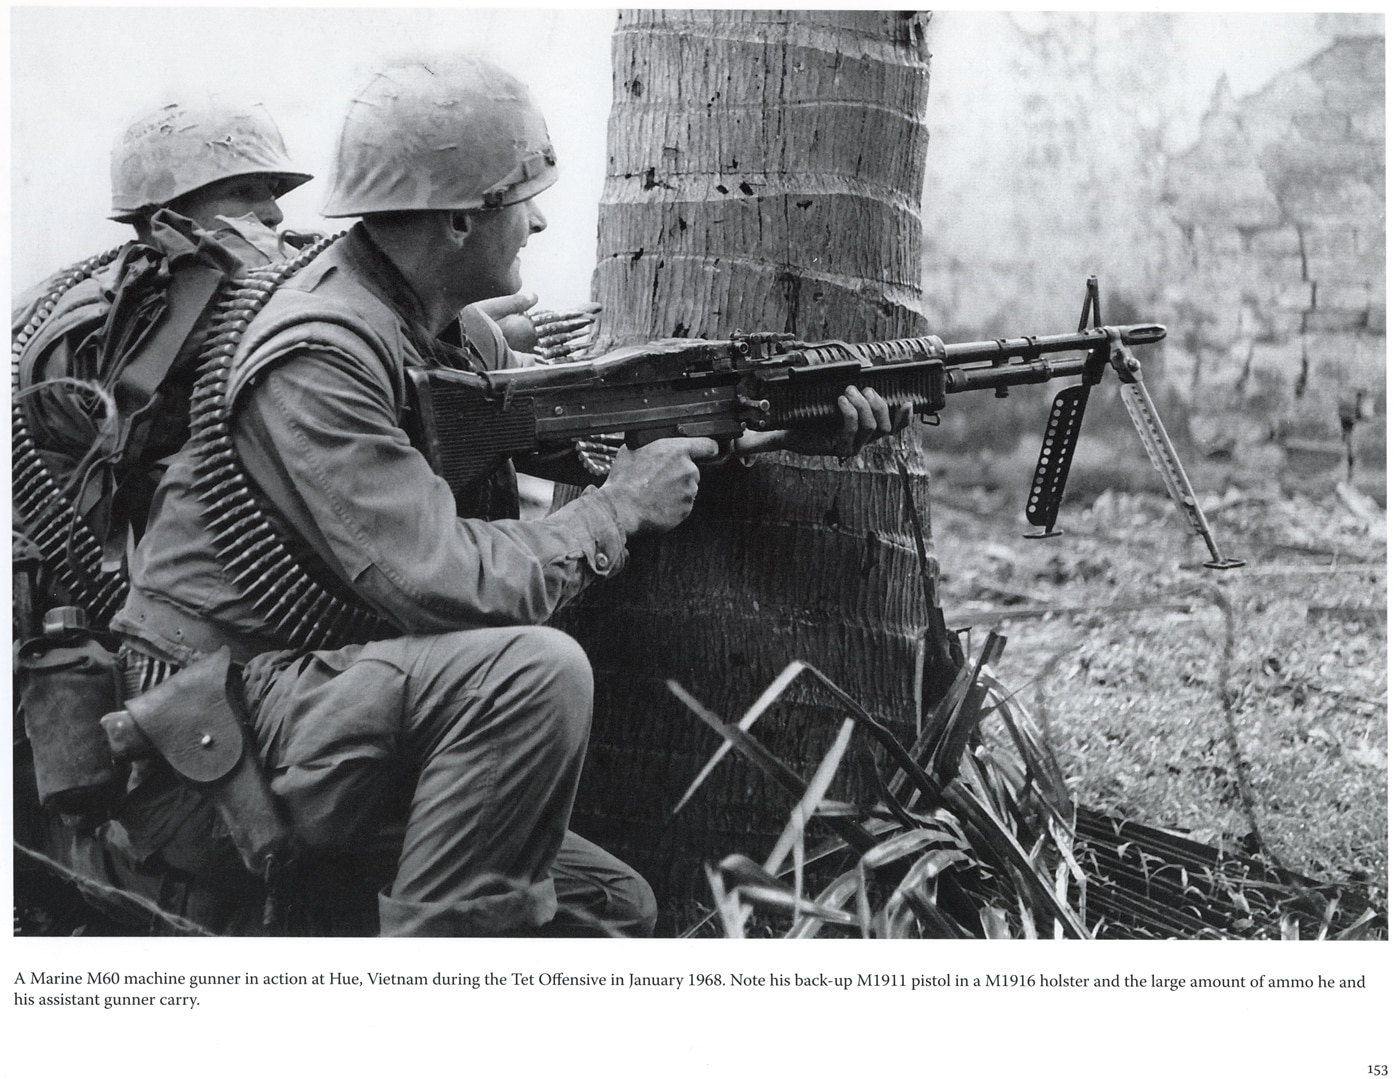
xmin=556 ymin=9 xmax=953 ymax=927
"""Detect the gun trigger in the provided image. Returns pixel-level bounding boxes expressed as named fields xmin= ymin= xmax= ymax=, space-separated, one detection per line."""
xmin=707 ymin=439 xmax=740 ymax=468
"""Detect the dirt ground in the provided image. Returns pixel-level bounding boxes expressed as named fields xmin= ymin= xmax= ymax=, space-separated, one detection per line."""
xmin=925 ymin=477 xmax=1387 ymax=915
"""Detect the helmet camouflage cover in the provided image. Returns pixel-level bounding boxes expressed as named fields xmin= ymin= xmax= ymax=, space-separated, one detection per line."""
xmin=109 ymin=99 xmax=311 ymax=222
xmin=321 ymin=55 xmax=558 ymax=217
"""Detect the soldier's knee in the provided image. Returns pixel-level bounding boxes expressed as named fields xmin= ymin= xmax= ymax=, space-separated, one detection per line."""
xmin=613 ymin=873 xmax=658 ymax=938
xmin=514 ymin=625 xmax=591 ymax=698
xmin=506 ymin=626 xmax=593 ymax=743
xmin=551 ymin=857 xmax=657 ymax=938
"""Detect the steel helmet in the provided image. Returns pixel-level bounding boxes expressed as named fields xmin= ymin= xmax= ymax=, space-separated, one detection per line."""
xmin=109 ymin=99 xmax=312 ymax=222
xmin=321 ymin=56 xmax=558 ymax=217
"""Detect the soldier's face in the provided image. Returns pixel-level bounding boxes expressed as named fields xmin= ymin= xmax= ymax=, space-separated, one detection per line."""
xmin=169 ymin=176 xmax=285 ymax=231
xmin=459 ymin=198 xmax=547 ymax=301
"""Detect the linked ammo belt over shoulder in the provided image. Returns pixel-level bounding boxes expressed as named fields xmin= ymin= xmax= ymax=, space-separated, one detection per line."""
xmin=185 ymin=235 xmax=391 ymax=654
xmin=11 ymin=247 xmax=128 ymax=627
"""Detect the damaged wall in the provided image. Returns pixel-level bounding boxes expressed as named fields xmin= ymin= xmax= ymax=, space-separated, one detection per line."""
xmin=1161 ymin=34 xmax=1384 ymax=495
xmin=921 ymin=13 xmax=1385 ymax=501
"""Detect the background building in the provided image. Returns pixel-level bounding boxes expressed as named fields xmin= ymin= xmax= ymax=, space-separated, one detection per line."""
xmin=921 ymin=12 xmax=1384 ymax=500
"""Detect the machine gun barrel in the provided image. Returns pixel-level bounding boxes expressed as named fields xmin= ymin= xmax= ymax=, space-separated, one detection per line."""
xmin=780 ymin=322 xmax=1163 ymax=374
xmin=933 ymin=322 xmax=1166 ymax=396
xmin=941 ymin=322 xmax=1166 ymax=364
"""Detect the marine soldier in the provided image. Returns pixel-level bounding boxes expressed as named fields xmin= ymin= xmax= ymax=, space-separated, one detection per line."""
xmin=14 ymin=98 xmax=312 ymax=332
xmin=13 ymin=98 xmax=314 ymax=609
xmin=12 ymin=99 xmax=316 ymax=929
xmin=102 ymin=55 xmax=906 ymax=936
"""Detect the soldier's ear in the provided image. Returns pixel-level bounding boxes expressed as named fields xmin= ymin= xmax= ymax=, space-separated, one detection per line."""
xmin=447 ymin=210 xmax=474 ymax=245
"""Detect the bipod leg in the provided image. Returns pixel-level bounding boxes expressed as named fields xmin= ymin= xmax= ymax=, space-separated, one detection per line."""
xmin=1024 ymin=383 xmax=1092 ymax=539
xmin=1118 ymin=378 xmax=1244 ymax=571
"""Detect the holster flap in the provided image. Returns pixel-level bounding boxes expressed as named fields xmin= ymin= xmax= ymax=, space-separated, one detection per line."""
xmin=123 ymin=647 xmax=245 ymax=784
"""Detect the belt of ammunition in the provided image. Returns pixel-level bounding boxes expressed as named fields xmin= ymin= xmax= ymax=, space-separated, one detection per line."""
xmin=11 ymin=248 xmax=127 ymax=625
xmin=186 ymin=235 xmax=390 ymax=653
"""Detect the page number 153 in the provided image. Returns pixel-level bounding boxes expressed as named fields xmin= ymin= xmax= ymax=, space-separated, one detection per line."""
xmin=1368 ymin=1067 xmax=1388 ymax=1076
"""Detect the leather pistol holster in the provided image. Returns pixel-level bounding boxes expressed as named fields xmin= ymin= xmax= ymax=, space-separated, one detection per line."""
xmin=101 ymin=647 xmax=291 ymax=876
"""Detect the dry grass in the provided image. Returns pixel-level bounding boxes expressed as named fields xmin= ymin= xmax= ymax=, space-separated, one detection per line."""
xmin=929 ymin=479 xmax=1387 ymax=909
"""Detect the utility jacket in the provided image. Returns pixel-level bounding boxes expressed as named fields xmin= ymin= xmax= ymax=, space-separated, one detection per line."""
xmin=113 ymin=225 xmax=629 ymax=665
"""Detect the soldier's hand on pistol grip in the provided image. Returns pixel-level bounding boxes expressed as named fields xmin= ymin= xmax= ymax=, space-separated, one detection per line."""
xmin=600 ymin=437 xmax=720 ymax=534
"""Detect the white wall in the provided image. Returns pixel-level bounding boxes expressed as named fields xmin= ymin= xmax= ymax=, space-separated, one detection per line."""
xmin=9 ymin=7 xmax=616 ymax=310
xmin=921 ymin=11 xmax=1342 ymax=333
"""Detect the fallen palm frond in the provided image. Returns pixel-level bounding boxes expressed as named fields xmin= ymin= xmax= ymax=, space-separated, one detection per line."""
xmin=673 ymin=635 xmax=1386 ymax=940
xmin=671 ymin=650 xmax=1090 ymax=938
xmin=1075 ymin=808 xmax=1383 ymax=940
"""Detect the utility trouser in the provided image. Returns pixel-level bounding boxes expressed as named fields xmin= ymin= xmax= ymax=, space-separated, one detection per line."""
xmin=243 ymin=624 xmax=655 ymax=937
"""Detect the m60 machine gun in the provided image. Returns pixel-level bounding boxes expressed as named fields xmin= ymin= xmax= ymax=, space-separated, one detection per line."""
xmin=408 ymin=277 xmax=1242 ymax=569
